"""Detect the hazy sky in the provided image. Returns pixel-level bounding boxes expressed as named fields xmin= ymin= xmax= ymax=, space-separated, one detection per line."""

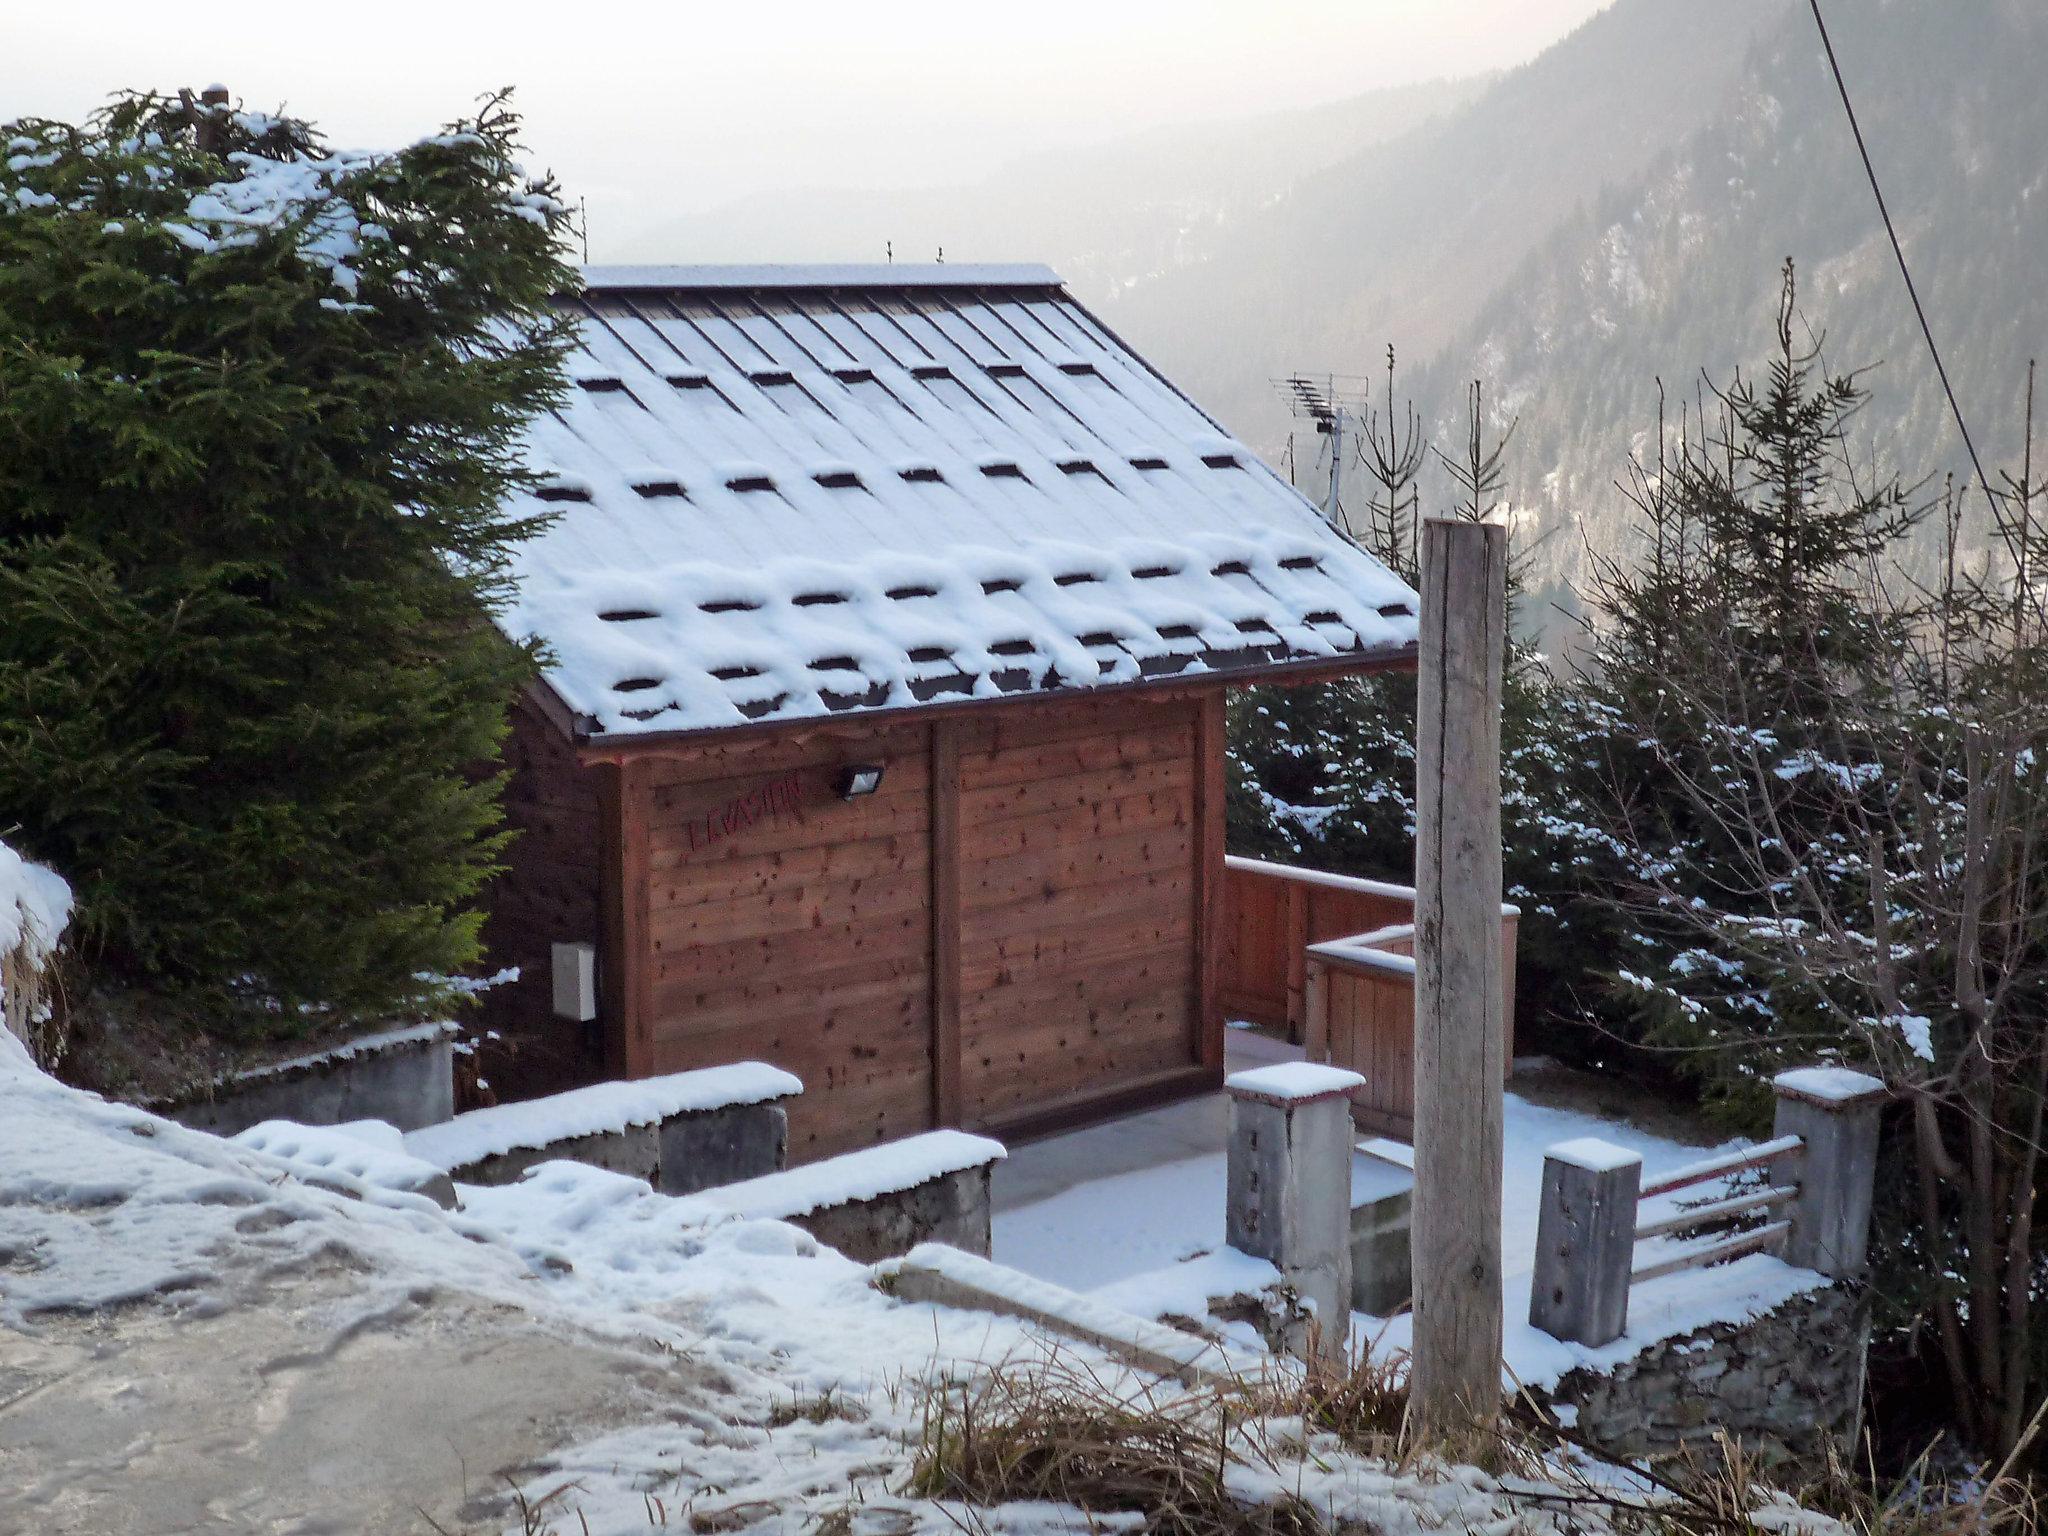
xmin=8 ymin=1 xmax=1613 ymax=244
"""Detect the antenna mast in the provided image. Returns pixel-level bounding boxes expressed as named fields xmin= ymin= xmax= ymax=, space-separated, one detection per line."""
xmin=1274 ymin=374 xmax=1363 ymax=533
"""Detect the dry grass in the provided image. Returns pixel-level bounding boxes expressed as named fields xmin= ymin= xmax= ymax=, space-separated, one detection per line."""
xmin=905 ymin=1345 xmax=1410 ymax=1536
xmin=909 ymin=1342 xmax=2041 ymax=1536
xmin=1666 ymin=1429 xmax=2042 ymax=1536
xmin=1497 ymin=1393 xmax=2043 ymax=1536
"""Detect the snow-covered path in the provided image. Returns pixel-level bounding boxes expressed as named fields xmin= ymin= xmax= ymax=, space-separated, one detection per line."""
xmin=1 ymin=993 xmax=1827 ymax=1534
xmin=993 ymin=1034 xmax=1828 ymax=1388
xmin=0 ymin=1023 xmax=1656 ymax=1536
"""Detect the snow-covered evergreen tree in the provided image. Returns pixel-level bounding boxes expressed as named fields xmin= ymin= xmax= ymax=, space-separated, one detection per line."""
xmin=0 ymin=89 xmax=576 ymax=1038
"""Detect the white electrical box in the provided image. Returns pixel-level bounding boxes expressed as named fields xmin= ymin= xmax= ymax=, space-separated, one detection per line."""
xmin=551 ymin=940 xmax=598 ymax=1022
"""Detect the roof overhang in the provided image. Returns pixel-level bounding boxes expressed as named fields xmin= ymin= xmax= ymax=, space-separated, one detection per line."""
xmin=559 ymin=642 xmax=1418 ymax=765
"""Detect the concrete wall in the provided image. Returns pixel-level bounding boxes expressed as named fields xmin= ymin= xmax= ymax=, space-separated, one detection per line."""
xmin=443 ymin=1102 xmax=790 ymax=1192
xmin=1544 ymin=1284 xmax=1869 ymax=1470
xmin=167 ymin=1028 xmax=456 ymax=1137
xmin=789 ymin=1164 xmax=993 ymax=1265
xmin=659 ymin=1101 xmax=790 ymax=1196
xmin=452 ymin=1123 xmax=662 ymax=1188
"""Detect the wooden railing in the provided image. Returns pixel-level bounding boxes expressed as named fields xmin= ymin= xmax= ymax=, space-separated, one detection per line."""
xmin=1628 ymin=1138 xmax=1803 ymax=1284
xmin=1529 ymin=1132 xmax=1807 ymax=1347
xmin=1219 ymin=856 xmax=1519 ymax=1138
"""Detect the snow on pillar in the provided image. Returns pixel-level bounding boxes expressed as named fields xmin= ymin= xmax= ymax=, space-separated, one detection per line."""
xmin=1225 ymin=1061 xmax=1364 ymax=1362
xmin=1772 ymin=1067 xmax=1886 ymax=1279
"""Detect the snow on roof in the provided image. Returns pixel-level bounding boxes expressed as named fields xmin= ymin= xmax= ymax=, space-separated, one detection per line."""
xmin=578 ymin=262 xmax=1062 ymax=291
xmin=504 ymin=266 xmax=1420 ymax=739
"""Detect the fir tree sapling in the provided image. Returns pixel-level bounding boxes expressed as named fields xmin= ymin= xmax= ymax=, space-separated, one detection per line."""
xmin=0 ymin=89 xmax=577 ymax=1040
xmin=1575 ymin=266 xmax=2047 ymax=1457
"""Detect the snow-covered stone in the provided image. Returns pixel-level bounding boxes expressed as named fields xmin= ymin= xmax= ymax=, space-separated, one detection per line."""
xmin=1545 ymin=1136 xmax=1644 ymax=1173
xmin=403 ymin=1061 xmax=801 ymax=1171
xmin=1772 ymin=1066 xmax=1886 ymax=1105
xmin=1225 ymin=1060 xmax=1366 ymax=1103
xmin=680 ymin=1128 xmax=1004 ymax=1221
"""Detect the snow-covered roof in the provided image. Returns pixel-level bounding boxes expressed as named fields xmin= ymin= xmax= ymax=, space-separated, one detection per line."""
xmin=504 ymin=265 xmax=1419 ymax=740
xmin=578 ymin=262 xmax=1062 ymax=291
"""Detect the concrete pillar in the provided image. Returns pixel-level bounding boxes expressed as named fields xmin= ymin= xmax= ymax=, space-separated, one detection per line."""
xmin=1226 ymin=1062 xmax=1364 ymax=1361
xmin=1528 ymin=1137 xmax=1642 ymax=1348
xmin=1772 ymin=1067 xmax=1886 ymax=1278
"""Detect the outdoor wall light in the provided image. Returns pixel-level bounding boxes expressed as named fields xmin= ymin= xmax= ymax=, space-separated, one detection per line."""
xmin=837 ymin=763 xmax=885 ymax=800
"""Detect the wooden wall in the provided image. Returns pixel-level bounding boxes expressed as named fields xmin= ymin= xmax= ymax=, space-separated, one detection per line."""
xmin=1219 ymin=859 xmax=1421 ymax=1040
xmin=474 ymin=697 xmax=605 ymax=1103
xmin=954 ymin=698 xmax=1212 ymax=1128
xmin=635 ymin=722 xmax=935 ymax=1161
xmin=491 ymin=690 xmax=1227 ymax=1162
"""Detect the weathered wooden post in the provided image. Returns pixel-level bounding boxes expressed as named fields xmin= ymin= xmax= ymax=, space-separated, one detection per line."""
xmin=1410 ymin=516 xmax=1508 ymax=1437
xmin=1771 ymin=1067 xmax=1886 ymax=1278
xmin=1528 ymin=1137 xmax=1642 ymax=1347
xmin=1226 ymin=1061 xmax=1365 ymax=1362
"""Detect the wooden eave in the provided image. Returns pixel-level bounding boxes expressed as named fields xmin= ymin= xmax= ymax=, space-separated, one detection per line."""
xmin=550 ymin=643 xmax=1420 ymax=768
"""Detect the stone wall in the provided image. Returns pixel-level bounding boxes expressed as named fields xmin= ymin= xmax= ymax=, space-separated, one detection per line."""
xmin=790 ymin=1164 xmax=992 ymax=1265
xmin=436 ymin=1100 xmax=791 ymax=1193
xmin=1545 ymin=1284 xmax=1869 ymax=1469
xmin=165 ymin=1024 xmax=457 ymax=1136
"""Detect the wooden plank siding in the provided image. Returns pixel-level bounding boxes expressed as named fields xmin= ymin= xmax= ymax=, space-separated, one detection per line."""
xmin=481 ymin=687 xmax=1231 ymax=1161
xmin=1221 ymin=857 xmax=1518 ymax=1141
xmin=1218 ymin=861 xmax=1422 ymax=1039
xmin=472 ymin=697 xmax=607 ymax=1104
xmin=955 ymin=699 xmax=1209 ymax=1127
xmin=638 ymin=723 xmax=935 ymax=1160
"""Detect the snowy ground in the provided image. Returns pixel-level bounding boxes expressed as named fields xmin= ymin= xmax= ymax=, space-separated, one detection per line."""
xmin=3 ymin=1020 xmax=1773 ymax=1536
xmin=994 ymin=1031 xmax=1826 ymax=1388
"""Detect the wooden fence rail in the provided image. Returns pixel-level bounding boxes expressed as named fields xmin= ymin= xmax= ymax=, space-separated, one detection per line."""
xmin=1528 ymin=1066 xmax=1886 ymax=1348
xmin=1217 ymin=856 xmax=1517 ymax=1140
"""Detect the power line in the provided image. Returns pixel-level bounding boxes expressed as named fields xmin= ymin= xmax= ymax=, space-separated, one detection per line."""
xmin=1807 ymin=0 xmax=2000 ymax=531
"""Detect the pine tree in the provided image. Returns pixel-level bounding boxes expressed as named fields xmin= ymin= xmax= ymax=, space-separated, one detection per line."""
xmin=1571 ymin=262 xmax=1931 ymax=1110
xmin=0 ymin=89 xmax=577 ymax=1039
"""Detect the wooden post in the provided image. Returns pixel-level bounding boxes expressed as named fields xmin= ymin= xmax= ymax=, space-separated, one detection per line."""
xmin=1303 ymin=957 xmax=1329 ymax=1062
xmin=596 ymin=757 xmax=653 ymax=1078
xmin=1410 ymin=516 xmax=1508 ymax=1438
xmin=1528 ymin=1138 xmax=1642 ymax=1347
xmin=1283 ymin=879 xmax=1308 ymax=1043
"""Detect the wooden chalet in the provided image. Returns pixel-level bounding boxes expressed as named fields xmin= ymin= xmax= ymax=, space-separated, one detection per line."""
xmin=477 ymin=263 xmax=1439 ymax=1161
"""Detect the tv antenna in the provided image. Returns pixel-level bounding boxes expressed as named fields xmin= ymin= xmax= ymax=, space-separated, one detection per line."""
xmin=1273 ymin=373 xmax=1367 ymax=533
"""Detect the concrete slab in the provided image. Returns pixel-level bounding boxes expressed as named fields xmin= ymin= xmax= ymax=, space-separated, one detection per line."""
xmin=990 ymin=1029 xmax=1288 ymax=1213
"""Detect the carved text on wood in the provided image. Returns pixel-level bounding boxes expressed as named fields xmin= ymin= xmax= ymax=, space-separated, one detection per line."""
xmin=682 ymin=771 xmax=806 ymax=854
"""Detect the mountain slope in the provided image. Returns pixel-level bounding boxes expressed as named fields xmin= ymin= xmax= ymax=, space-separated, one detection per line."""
xmin=621 ymin=75 xmax=1489 ymax=292
xmin=1406 ymin=0 xmax=2048 ymax=612
xmin=1092 ymin=0 xmax=1780 ymax=461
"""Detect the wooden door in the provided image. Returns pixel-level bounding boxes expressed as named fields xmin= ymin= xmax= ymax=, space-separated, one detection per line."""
xmin=955 ymin=700 xmax=1205 ymax=1126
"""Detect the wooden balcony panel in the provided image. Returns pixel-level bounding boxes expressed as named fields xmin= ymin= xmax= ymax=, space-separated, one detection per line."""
xmin=1219 ymin=855 xmax=1517 ymax=1140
